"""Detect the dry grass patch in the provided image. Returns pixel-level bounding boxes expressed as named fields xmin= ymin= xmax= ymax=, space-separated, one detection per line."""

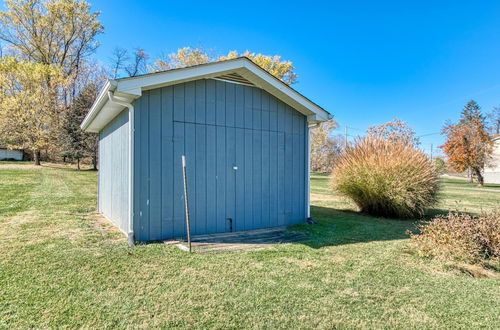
xmin=281 ymin=257 xmax=320 ymax=270
xmin=88 ymin=213 xmax=125 ymax=239
xmin=0 ymin=163 xmax=42 ymax=170
xmin=310 ymin=193 xmax=338 ymax=201
xmin=6 ymin=210 xmax=37 ymax=228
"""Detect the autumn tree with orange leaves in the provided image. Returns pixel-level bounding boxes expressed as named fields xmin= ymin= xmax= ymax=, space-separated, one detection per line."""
xmin=441 ymin=100 xmax=493 ymax=186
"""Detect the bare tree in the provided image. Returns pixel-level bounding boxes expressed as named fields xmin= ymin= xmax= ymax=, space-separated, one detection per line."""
xmin=487 ymin=106 xmax=500 ymax=135
xmin=310 ymin=120 xmax=343 ymax=173
xmin=125 ymin=48 xmax=149 ymax=77
xmin=367 ymin=118 xmax=420 ymax=147
xmin=109 ymin=47 xmax=129 ymax=79
xmin=72 ymin=59 xmax=108 ymax=96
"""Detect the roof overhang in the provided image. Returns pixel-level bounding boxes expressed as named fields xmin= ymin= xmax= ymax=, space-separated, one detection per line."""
xmin=81 ymin=57 xmax=332 ymax=132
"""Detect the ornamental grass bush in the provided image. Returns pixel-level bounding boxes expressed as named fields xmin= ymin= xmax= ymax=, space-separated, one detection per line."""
xmin=410 ymin=212 xmax=500 ymax=265
xmin=331 ymin=137 xmax=440 ymax=218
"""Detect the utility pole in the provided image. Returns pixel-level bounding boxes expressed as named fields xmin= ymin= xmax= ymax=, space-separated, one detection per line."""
xmin=344 ymin=126 xmax=348 ymax=149
xmin=430 ymin=143 xmax=433 ymax=161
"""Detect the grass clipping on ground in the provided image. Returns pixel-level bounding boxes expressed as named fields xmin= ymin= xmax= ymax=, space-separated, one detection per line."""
xmin=331 ymin=137 xmax=440 ymax=219
xmin=409 ymin=212 xmax=500 ymax=275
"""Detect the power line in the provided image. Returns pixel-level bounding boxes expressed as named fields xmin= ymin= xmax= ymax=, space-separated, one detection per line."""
xmin=418 ymin=132 xmax=441 ymax=138
xmin=345 ymin=126 xmax=365 ymax=132
xmin=336 ymin=124 xmax=443 ymax=143
xmin=344 ymin=126 xmax=347 ymax=148
xmin=335 ymin=124 xmax=365 ymax=132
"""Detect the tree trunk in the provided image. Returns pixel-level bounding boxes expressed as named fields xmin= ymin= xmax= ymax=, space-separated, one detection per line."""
xmin=34 ymin=150 xmax=41 ymax=166
xmin=77 ymin=158 xmax=80 ymax=171
xmin=92 ymin=153 xmax=97 ymax=171
xmin=63 ymin=156 xmax=66 ymax=163
xmin=468 ymin=167 xmax=473 ymax=183
xmin=474 ymin=167 xmax=484 ymax=186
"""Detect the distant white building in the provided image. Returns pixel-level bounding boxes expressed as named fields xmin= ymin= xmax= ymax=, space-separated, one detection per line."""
xmin=0 ymin=148 xmax=24 ymax=161
xmin=485 ymin=135 xmax=500 ymax=184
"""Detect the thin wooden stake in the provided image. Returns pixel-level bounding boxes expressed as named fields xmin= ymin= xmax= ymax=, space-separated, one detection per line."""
xmin=181 ymin=155 xmax=192 ymax=253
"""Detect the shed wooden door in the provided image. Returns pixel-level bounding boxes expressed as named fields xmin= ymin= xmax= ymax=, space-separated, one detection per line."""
xmin=172 ymin=122 xmax=235 ymax=237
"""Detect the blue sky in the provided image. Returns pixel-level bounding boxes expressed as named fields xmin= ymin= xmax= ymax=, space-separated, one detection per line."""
xmin=9 ymin=0 xmax=500 ymax=155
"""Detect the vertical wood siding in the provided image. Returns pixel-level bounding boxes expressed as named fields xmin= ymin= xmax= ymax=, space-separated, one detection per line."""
xmin=98 ymin=110 xmax=129 ymax=233
xmin=133 ymin=79 xmax=306 ymax=241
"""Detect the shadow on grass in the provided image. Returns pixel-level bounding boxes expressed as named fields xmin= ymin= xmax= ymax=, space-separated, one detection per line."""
xmin=146 ymin=206 xmax=446 ymax=250
xmin=292 ymin=205 xmax=421 ymax=249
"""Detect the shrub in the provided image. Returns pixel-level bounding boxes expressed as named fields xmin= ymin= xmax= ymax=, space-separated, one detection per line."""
xmin=331 ymin=137 xmax=440 ymax=218
xmin=410 ymin=212 xmax=500 ymax=265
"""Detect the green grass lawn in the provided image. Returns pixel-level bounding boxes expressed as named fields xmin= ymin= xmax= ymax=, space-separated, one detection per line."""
xmin=1 ymin=163 xmax=499 ymax=328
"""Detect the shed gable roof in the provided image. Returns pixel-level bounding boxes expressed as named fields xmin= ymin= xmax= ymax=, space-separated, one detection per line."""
xmin=81 ymin=57 xmax=331 ymax=132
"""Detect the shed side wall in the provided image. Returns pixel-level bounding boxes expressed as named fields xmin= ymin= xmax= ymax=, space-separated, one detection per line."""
xmin=134 ymin=78 xmax=306 ymax=241
xmin=99 ymin=109 xmax=129 ymax=233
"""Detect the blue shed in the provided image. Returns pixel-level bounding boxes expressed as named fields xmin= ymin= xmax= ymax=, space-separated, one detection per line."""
xmin=81 ymin=57 xmax=331 ymax=244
